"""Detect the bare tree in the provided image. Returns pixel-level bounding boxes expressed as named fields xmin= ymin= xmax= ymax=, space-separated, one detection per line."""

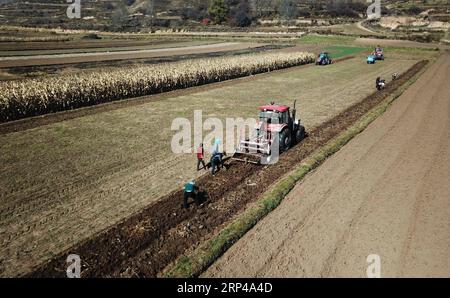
xmin=279 ymin=0 xmax=298 ymax=20
xmin=147 ymin=0 xmax=155 ymax=24
xmin=112 ymin=1 xmax=128 ymax=29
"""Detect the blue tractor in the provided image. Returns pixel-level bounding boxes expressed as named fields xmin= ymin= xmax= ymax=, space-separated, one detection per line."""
xmin=367 ymin=54 xmax=376 ymax=64
xmin=316 ymin=52 xmax=332 ymax=65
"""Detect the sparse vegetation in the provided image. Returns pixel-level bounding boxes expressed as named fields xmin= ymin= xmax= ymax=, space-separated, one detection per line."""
xmin=0 ymin=0 xmax=448 ymax=37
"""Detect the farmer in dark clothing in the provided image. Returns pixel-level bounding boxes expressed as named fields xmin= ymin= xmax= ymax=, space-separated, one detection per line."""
xmin=210 ymin=152 xmax=225 ymax=176
xmin=183 ymin=180 xmax=199 ymax=209
xmin=376 ymin=77 xmax=385 ymax=90
xmin=196 ymin=143 xmax=206 ymax=171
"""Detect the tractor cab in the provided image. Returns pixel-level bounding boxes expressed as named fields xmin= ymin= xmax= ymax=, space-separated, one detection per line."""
xmin=258 ymin=105 xmax=290 ymax=127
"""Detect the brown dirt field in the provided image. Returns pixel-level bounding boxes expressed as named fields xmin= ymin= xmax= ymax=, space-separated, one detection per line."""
xmin=0 ymin=42 xmax=265 ymax=68
xmin=0 ymin=41 xmax=218 ymax=57
xmin=0 ymin=39 xmax=197 ymax=52
xmin=25 ymin=60 xmax=428 ymax=278
xmin=204 ymin=53 xmax=450 ymax=278
xmin=0 ymin=55 xmax=421 ymax=277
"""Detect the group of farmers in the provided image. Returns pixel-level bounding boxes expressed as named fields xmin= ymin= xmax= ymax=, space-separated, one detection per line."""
xmin=196 ymin=139 xmax=226 ymax=176
xmin=182 ymin=139 xmax=226 ymax=209
xmin=375 ymin=72 xmax=397 ymax=91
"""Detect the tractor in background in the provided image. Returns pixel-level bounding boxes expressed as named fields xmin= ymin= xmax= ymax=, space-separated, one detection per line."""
xmin=374 ymin=46 xmax=384 ymax=60
xmin=316 ymin=52 xmax=333 ymax=65
xmin=367 ymin=54 xmax=376 ymax=64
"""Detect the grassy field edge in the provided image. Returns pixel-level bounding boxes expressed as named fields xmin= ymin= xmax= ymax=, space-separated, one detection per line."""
xmin=163 ymin=58 xmax=431 ymax=278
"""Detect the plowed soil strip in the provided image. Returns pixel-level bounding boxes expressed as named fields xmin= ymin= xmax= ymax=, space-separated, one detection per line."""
xmin=27 ymin=60 xmax=427 ymax=277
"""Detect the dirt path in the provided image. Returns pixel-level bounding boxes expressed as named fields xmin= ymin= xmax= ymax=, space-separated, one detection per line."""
xmin=204 ymin=53 xmax=450 ymax=278
xmin=0 ymin=42 xmax=263 ymax=68
xmin=356 ymin=21 xmax=379 ymax=35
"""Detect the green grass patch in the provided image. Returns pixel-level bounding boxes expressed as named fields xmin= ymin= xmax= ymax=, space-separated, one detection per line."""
xmin=324 ymin=45 xmax=367 ymax=58
xmin=163 ymin=60 xmax=429 ymax=278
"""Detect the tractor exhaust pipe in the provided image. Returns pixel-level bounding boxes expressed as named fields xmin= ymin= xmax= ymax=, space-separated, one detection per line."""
xmin=292 ymin=100 xmax=297 ymax=125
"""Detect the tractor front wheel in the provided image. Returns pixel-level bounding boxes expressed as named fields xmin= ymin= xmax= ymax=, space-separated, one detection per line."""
xmin=279 ymin=129 xmax=292 ymax=153
xmin=295 ymin=126 xmax=306 ymax=143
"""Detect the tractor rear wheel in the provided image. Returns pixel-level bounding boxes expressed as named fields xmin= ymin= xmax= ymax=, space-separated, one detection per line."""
xmin=279 ymin=129 xmax=292 ymax=153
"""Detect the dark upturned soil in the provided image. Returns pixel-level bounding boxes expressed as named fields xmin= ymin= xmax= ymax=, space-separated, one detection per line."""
xmin=26 ymin=60 xmax=427 ymax=278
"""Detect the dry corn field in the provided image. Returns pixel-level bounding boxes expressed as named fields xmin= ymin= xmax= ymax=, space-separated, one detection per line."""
xmin=0 ymin=51 xmax=314 ymax=122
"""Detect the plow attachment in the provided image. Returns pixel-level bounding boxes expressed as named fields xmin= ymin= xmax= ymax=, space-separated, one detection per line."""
xmin=231 ymin=138 xmax=271 ymax=165
xmin=231 ymin=152 xmax=265 ymax=164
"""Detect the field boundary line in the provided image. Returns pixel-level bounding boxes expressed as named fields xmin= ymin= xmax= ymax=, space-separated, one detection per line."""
xmin=163 ymin=59 xmax=431 ymax=278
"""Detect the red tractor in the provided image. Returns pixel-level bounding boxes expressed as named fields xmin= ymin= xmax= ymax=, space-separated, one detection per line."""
xmin=233 ymin=100 xmax=306 ymax=164
xmin=374 ymin=46 xmax=384 ymax=60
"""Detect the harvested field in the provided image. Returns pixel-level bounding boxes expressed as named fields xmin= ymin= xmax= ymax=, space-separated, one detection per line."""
xmin=0 ymin=42 xmax=265 ymax=68
xmin=0 ymin=39 xmax=180 ymax=52
xmin=204 ymin=54 xmax=449 ymax=278
xmin=0 ymin=41 xmax=217 ymax=56
xmin=0 ymin=53 xmax=422 ymax=277
xmin=27 ymin=60 xmax=428 ymax=278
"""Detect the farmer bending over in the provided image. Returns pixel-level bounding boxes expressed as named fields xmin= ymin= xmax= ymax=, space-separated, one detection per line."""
xmin=376 ymin=77 xmax=385 ymax=91
xmin=183 ymin=180 xmax=199 ymax=209
xmin=210 ymin=152 xmax=226 ymax=176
